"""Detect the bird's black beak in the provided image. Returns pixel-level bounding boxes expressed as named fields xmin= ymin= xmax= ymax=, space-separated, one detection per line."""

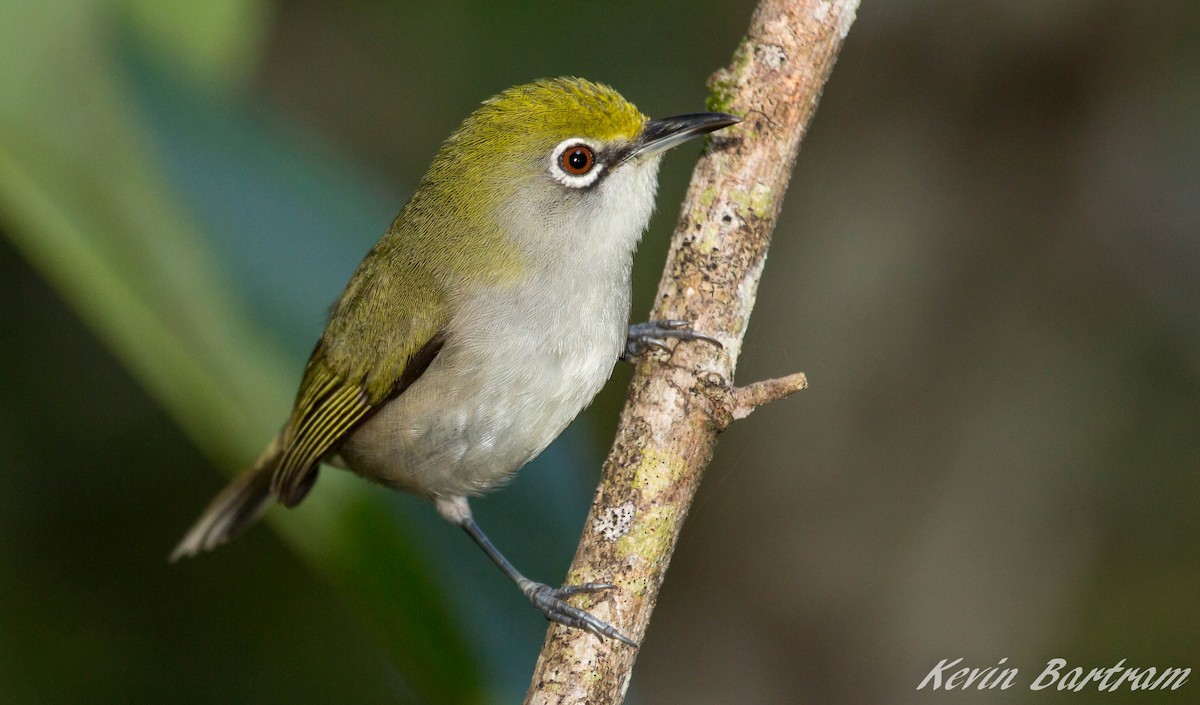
xmin=626 ymin=112 xmax=740 ymax=162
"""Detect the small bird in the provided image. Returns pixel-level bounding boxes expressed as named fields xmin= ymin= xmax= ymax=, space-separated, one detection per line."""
xmin=172 ymin=77 xmax=738 ymax=646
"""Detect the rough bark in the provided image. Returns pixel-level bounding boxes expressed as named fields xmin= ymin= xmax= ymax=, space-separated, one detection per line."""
xmin=523 ymin=1 xmax=858 ymax=703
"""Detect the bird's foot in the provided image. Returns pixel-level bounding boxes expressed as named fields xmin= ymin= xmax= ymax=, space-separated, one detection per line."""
xmin=521 ymin=580 xmax=638 ymax=647
xmin=625 ymin=319 xmax=722 ymax=360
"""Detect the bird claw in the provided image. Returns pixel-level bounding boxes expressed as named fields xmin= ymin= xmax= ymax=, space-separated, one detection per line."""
xmin=625 ymin=319 xmax=722 ymax=359
xmin=524 ymin=581 xmax=639 ymax=648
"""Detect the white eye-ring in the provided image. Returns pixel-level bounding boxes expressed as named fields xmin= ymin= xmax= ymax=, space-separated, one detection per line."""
xmin=549 ymin=137 xmax=604 ymax=188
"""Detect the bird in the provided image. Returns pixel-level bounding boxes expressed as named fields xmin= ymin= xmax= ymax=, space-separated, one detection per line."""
xmin=172 ymin=77 xmax=738 ymax=646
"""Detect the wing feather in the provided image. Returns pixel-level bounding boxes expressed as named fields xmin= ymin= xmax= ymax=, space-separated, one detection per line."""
xmin=269 ymin=256 xmax=449 ymax=506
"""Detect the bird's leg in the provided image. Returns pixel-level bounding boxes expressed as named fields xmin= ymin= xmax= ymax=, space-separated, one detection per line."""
xmin=624 ymin=319 xmax=722 ymax=361
xmin=437 ymin=496 xmax=638 ymax=647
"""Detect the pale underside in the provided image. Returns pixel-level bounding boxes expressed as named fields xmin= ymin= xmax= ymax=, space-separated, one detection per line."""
xmin=334 ymin=155 xmax=662 ymax=498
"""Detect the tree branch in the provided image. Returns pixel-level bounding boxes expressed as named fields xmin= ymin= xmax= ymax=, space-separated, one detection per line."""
xmin=523 ymin=1 xmax=858 ymax=702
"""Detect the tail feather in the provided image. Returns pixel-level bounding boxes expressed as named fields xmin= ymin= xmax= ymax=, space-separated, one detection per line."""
xmin=170 ymin=441 xmax=282 ymax=561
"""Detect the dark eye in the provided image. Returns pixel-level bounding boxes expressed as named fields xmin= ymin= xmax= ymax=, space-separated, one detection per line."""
xmin=560 ymin=145 xmax=595 ymax=175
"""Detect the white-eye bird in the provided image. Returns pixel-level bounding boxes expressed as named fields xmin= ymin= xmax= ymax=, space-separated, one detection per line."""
xmin=172 ymin=77 xmax=738 ymax=646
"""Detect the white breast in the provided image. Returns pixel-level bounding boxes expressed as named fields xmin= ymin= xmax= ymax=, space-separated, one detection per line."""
xmin=340 ymin=156 xmax=662 ymax=498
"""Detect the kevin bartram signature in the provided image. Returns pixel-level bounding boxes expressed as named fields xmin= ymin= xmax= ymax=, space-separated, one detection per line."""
xmin=918 ymin=658 xmax=1189 ymax=692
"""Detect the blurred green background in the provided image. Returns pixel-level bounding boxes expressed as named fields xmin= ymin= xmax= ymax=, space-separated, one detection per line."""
xmin=1 ymin=0 xmax=1197 ymax=703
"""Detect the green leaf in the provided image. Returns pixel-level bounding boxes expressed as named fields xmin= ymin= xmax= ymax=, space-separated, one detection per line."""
xmin=0 ymin=1 xmax=483 ymax=702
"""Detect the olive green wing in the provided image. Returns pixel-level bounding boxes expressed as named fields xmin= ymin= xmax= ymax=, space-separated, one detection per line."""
xmin=270 ymin=263 xmax=448 ymax=506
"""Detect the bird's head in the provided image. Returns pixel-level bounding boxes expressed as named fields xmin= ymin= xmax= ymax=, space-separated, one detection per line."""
xmin=417 ymin=78 xmax=738 ymax=265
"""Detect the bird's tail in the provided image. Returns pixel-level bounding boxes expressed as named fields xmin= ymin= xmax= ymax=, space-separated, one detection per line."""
xmin=169 ymin=437 xmax=282 ymax=562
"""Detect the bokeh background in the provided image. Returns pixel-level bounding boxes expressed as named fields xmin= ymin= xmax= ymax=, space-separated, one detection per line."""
xmin=1 ymin=0 xmax=1197 ymax=703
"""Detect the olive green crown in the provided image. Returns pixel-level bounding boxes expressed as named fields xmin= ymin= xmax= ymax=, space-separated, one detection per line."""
xmin=480 ymin=77 xmax=645 ymax=141
xmin=442 ymin=77 xmax=646 ymax=162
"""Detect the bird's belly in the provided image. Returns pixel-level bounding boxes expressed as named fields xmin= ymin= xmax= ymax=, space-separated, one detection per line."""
xmin=337 ymin=328 xmax=620 ymax=498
